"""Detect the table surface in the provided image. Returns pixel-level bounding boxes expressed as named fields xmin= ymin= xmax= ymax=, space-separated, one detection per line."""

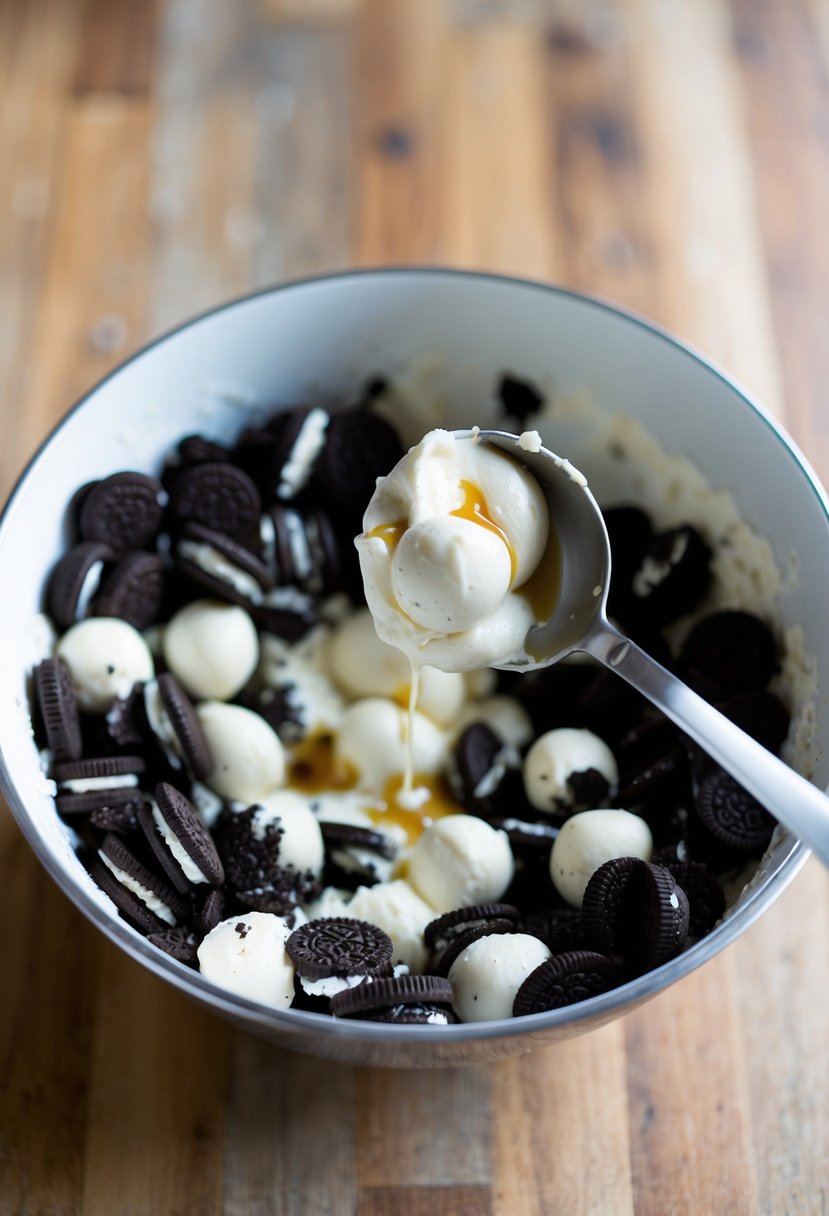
xmin=2 ymin=1 xmax=828 ymax=1213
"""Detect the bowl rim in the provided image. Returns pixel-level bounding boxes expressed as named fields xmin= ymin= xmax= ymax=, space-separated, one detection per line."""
xmin=0 ymin=265 xmax=821 ymax=1044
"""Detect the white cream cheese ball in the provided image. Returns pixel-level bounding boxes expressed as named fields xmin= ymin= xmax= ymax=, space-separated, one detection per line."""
xmin=197 ymin=912 xmax=294 ymax=1009
xmin=336 ymin=698 xmax=447 ymax=789
xmin=346 ymin=879 xmax=435 ymax=972
xmin=163 ymin=599 xmax=259 ymax=701
xmin=197 ymin=701 xmax=285 ymax=803
xmin=550 ymin=809 xmax=653 ymax=907
xmin=251 ymin=791 xmax=324 ymax=879
xmin=448 ymin=932 xmax=551 ymax=1022
xmin=356 ymin=429 xmax=549 ymax=672
xmin=56 ymin=617 xmax=154 ymax=712
xmin=327 ymin=608 xmax=466 ymax=727
xmin=407 ymin=814 xmax=515 ymax=913
xmin=523 ymin=728 xmax=619 ymax=813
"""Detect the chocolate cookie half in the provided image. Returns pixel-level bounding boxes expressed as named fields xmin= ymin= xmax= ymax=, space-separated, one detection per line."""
xmin=33 ymin=657 xmax=82 ymax=761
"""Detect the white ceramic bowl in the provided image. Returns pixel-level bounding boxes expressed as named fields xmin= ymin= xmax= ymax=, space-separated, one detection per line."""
xmin=1 ymin=269 xmax=827 ymax=1067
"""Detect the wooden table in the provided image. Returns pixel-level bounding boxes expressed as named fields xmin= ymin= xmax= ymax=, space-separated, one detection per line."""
xmin=2 ymin=1 xmax=828 ymax=1212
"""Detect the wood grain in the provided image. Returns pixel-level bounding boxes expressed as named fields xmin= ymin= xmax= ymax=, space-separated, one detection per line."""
xmin=2 ymin=1 xmax=829 ymax=1213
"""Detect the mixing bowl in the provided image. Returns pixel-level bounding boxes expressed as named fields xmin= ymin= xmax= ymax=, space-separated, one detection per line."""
xmin=1 ymin=269 xmax=826 ymax=1067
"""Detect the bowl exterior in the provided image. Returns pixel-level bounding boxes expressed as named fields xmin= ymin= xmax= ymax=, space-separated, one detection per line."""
xmin=1 ymin=269 xmax=825 ymax=1066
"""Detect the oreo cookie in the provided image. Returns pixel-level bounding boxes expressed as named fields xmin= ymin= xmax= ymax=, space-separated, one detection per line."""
xmin=522 ymin=907 xmax=586 ymax=954
xmin=260 ymin=505 xmax=340 ymax=596
xmin=33 ymin=657 xmax=82 ymax=761
xmin=512 ymin=951 xmax=618 ymax=1016
xmin=46 ymin=541 xmax=111 ymax=630
xmin=138 ymin=782 xmax=225 ymax=894
xmin=680 ymin=611 xmax=777 ymax=697
xmin=331 ymin=973 xmax=454 ymax=1018
xmin=255 ymin=587 xmax=320 ymax=644
xmin=319 ymin=821 xmax=398 ymax=885
xmin=194 ymin=887 xmax=225 ymax=937
xmin=53 ymin=754 xmax=145 ymax=817
xmin=621 ymin=861 xmax=690 ymax=974
xmin=424 ymin=902 xmax=520 ymax=951
xmin=314 ymin=409 xmax=403 ymax=511
xmin=146 ymin=673 xmax=212 ymax=779
xmin=95 ymin=832 xmax=190 ymax=930
xmin=175 ymin=522 xmax=273 ymax=607
xmin=626 ymin=524 xmax=711 ymax=630
xmin=78 ymin=472 xmax=165 ymax=554
xmin=271 ymin=405 xmax=330 ymax=501
xmin=450 ymin=723 xmax=515 ymax=816
xmin=147 ymin=927 xmax=199 ymax=967
xmin=169 ymin=461 xmax=261 ymax=541
xmin=365 ymin=1003 xmax=460 ymax=1025
xmin=581 ymin=856 xmax=643 ymax=953
xmin=694 ymin=766 xmax=776 ymax=853
xmin=213 ymin=806 xmax=284 ymax=895
xmin=93 ymin=551 xmax=164 ymax=630
xmin=286 ymin=917 xmax=393 ymax=979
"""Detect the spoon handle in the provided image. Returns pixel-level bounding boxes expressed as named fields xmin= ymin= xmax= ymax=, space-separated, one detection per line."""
xmin=583 ymin=618 xmax=829 ymax=868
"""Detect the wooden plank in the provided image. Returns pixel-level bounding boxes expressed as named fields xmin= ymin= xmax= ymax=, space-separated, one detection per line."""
xmin=355 ymin=1065 xmax=491 ymax=1187
xmin=73 ymin=0 xmax=159 ymax=96
xmin=625 ymin=0 xmax=785 ymax=420
xmin=355 ymin=0 xmax=449 ymax=265
xmin=148 ymin=0 xmax=257 ymax=333
xmin=0 ymin=833 xmax=98 ymax=1216
xmin=251 ymin=24 xmax=354 ymax=285
xmin=79 ymin=947 xmax=227 ymax=1216
xmin=0 ymin=0 xmax=83 ymax=494
xmin=222 ymin=1040 xmax=357 ymax=1216
xmin=729 ymin=0 xmax=829 ymax=462
xmin=359 ymin=1186 xmax=493 ymax=1216
xmin=491 ymin=1024 xmax=634 ymax=1216
xmin=624 ymin=953 xmax=758 ymax=1216
xmin=260 ymin=0 xmax=357 ymax=20
xmin=542 ymin=11 xmax=657 ymax=318
xmin=442 ymin=22 xmax=561 ymax=276
xmin=733 ymin=857 xmax=829 ymax=1216
xmin=16 ymin=95 xmax=154 ymax=463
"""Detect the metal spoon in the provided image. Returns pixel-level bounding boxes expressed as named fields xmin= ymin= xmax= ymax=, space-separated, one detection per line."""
xmin=476 ymin=428 xmax=829 ymax=869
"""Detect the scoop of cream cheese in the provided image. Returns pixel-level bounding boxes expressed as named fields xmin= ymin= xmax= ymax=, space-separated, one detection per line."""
xmin=356 ymin=429 xmax=548 ymax=672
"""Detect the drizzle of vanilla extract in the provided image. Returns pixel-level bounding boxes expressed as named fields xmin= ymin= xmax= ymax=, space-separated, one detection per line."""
xmin=287 ymin=732 xmax=356 ymax=794
xmin=369 ymin=773 xmax=464 ymax=846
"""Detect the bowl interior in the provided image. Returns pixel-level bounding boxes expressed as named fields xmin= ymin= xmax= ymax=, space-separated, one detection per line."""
xmin=1 ymin=270 xmax=825 ymax=1065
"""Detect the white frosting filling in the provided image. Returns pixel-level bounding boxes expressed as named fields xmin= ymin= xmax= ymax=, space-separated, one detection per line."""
xmin=277 ymin=408 xmax=330 ymax=499
xmin=299 ymin=972 xmax=367 ymax=998
xmin=143 ymin=678 xmax=183 ymax=768
xmin=75 ymin=560 xmax=105 ymax=619
xmin=60 ymin=773 xmax=139 ymax=793
xmin=99 ymin=850 xmax=176 ymax=925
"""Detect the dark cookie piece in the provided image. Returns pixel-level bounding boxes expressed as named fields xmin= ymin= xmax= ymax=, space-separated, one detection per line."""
xmin=177 ymin=434 xmax=230 ymax=466
xmin=235 ymin=876 xmax=315 ymax=918
xmin=106 ymin=683 xmax=148 ymax=748
xmin=236 ymin=687 xmax=305 ymax=744
xmin=450 ymin=723 xmax=515 ymax=817
xmin=522 ymin=907 xmax=586 ymax=954
xmin=147 ymin=927 xmax=199 ymax=967
xmin=512 ymin=951 xmax=618 ymax=1016
xmin=716 ymin=690 xmax=790 ymax=755
xmin=194 ymin=887 xmax=225 ymax=937
xmin=622 ymin=861 xmax=690 ymax=974
xmin=581 ymin=856 xmax=643 ymax=953
xmin=138 ymin=783 xmax=224 ymax=894
xmin=33 ymin=657 xmax=82 ymax=761
xmin=694 ymin=767 xmax=776 ymax=853
xmin=331 ymin=973 xmax=454 ymax=1018
xmin=148 ymin=671 xmax=212 ymax=783
xmin=93 ymin=551 xmax=165 ymax=630
xmin=89 ymin=801 xmax=140 ymax=833
xmin=175 ymin=522 xmax=274 ymax=607
xmin=603 ymin=506 xmax=653 ymax=623
xmin=169 ymin=461 xmax=261 ymax=541
xmin=626 ymin=524 xmax=711 ymax=630
xmin=617 ymin=750 xmax=688 ymax=808
xmin=433 ymin=919 xmax=516 ymax=978
xmin=53 ymin=754 xmax=145 ymax=817
xmin=286 ymin=918 xmax=394 ymax=980
xmin=665 ymin=861 xmax=726 ymax=937
xmin=96 ymin=832 xmax=190 ymax=927
xmin=255 ymin=587 xmax=320 ymax=644
xmin=213 ymin=806 xmax=283 ymax=892
xmin=314 ymin=410 xmax=403 ymax=511
xmin=79 ymin=472 xmax=165 ymax=554
xmin=89 ymin=857 xmax=172 ymax=936
xmin=320 ymin=821 xmax=397 ymax=884
xmin=680 ymin=611 xmax=777 ymax=697
xmin=46 ymin=541 xmax=111 ymax=630
xmin=497 ymin=373 xmax=545 ymax=424
xmin=261 ymin=505 xmax=341 ymax=596
xmin=425 ymin=902 xmax=520 ymax=950
xmin=366 ymin=1003 xmax=460 ymax=1025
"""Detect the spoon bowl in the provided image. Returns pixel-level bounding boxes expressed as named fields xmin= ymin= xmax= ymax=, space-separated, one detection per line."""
xmin=477 ymin=427 xmax=829 ymax=871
